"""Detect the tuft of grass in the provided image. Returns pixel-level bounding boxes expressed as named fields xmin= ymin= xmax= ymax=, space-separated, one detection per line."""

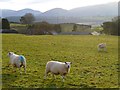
xmin=2 ymin=34 xmax=119 ymax=88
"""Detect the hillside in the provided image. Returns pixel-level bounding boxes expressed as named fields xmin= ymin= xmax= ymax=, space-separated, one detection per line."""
xmin=1 ymin=8 xmax=42 ymax=17
xmin=69 ymin=2 xmax=117 ymax=17
xmin=41 ymin=8 xmax=69 ymax=17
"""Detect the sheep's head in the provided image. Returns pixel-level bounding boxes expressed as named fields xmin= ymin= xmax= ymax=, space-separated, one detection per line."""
xmin=98 ymin=43 xmax=106 ymax=48
xmin=8 ymin=52 xmax=14 ymax=57
xmin=65 ymin=62 xmax=72 ymax=69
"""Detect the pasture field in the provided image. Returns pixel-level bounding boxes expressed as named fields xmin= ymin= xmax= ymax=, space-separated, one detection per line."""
xmin=10 ymin=23 xmax=27 ymax=34
xmin=2 ymin=34 xmax=119 ymax=88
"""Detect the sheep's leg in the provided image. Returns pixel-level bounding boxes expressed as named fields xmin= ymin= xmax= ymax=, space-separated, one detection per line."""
xmin=16 ymin=64 xmax=22 ymax=74
xmin=12 ymin=64 xmax=16 ymax=72
xmin=61 ymin=75 xmax=65 ymax=82
xmin=104 ymin=47 xmax=107 ymax=52
xmin=24 ymin=66 xmax=26 ymax=73
xmin=98 ymin=47 xmax=100 ymax=52
xmin=44 ymin=70 xmax=49 ymax=79
xmin=19 ymin=67 xmax=22 ymax=74
xmin=20 ymin=62 xmax=26 ymax=73
xmin=23 ymin=65 xmax=26 ymax=73
xmin=21 ymin=61 xmax=26 ymax=73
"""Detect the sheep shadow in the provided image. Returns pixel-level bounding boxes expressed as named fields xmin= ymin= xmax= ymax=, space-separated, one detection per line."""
xmin=98 ymin=51 xmax=108 ymax=53
xmin=45 ymin=80 xmax=96 ymax=88
xmin=43 ymin=78 xmax=65 ymax=88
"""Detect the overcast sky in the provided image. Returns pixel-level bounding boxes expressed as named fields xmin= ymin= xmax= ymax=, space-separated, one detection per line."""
xmin=0 ymin=0 xmax=119 ymax=12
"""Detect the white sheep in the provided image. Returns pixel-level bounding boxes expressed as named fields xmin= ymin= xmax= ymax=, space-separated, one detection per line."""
xmin=98 ymin=43 xmax=107 ymax=52
xmin=44 ymin=61 xmax=72 ymax=82
xmin=8 ymin=52 xmax=26 ymax=73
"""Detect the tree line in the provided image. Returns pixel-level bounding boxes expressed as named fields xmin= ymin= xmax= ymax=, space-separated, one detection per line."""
xmin=1 ymin=13 xmax=119 ymax=36
xmin=20 ymin=13 xmax=61 ymax=35
xmin=102 ymin=16 xmax=119 ymax=36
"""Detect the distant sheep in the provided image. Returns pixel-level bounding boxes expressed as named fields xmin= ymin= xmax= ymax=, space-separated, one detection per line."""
xmin=8 ymin=52 xmax=26 ymax=73
xmin=98 ymin=43 xmax=107 ymax=51
xmin=44 ymin=61 xmax=72 ymax=82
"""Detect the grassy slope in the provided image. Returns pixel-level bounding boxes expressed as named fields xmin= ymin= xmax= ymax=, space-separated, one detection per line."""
xmin=2 ymin=34 xmax=118 ymax=88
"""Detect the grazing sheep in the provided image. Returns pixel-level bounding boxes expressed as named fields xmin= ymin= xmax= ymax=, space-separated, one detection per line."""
xmin=8 ymin=52 xmax=26 ymax=73
xmin=44 ymin=61 xmax=72 ymax=82
xmin=98 ymin=43 xmax=107 ymax=52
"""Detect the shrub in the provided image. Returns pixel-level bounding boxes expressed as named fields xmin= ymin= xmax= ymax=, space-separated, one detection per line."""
xmin=102 ymin=16 xmax=119 ymax=36
xmin=2 ymin=18 xmax=10 ymax=29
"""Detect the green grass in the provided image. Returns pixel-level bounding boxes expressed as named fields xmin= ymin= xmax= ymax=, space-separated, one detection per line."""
xmin=91 ymin=26 xmax=103 ymax=32
xmin=2 ymin=34 xmax=119 ymax=88
xmin=10 ymin=23 xmax=27 ymax=34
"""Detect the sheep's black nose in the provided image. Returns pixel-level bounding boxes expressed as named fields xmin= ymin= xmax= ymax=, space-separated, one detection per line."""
xmin=68 ymin=66 xmax=70 ymax=68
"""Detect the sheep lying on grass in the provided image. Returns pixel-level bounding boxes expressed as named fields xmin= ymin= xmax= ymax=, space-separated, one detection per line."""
xmin=98 ymin=43 xmax=107 ymax=52
xmin=44 ymin=61 xmax=72 ymax=82
xmin=8 ymin=52 xmax=26 ymax=73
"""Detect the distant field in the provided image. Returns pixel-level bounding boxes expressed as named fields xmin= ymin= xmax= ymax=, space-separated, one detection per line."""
xmin=10 ymin=23 xmax=27 ymax=34
xmin=10 ymin=23 xmax=102 ymax=34
xmin=2 ymin=34 xmax=119 ymax=88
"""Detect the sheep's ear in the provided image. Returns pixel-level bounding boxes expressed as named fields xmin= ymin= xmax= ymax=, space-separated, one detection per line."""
xmin=70 ymin=62 xmax=72 ymax=64
xmin=65 ymin=62 xmax=67 ymax=64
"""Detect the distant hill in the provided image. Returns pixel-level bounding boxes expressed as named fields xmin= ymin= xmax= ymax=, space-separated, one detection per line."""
xmin=69 ymin=2 xmax=118 ymax=17
xmin=37 ymin=2 xmax=117 ymax=25
xmin=6 ymin=16 xmax=21 ymax=23
xmin=41 ymin=8 xmax=69 ymax=17
xmin=16 ymin=9 xmax=42 ymax=16
xmin=1 ymin=9 xmax=16 ymax=17
xmin=39 ymin=2 xmax=117 ymax=17
xmin=1 ymin=8 xmax=42 ymax=17
xmin=1 ymin=2 xmax=118 ymax=25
